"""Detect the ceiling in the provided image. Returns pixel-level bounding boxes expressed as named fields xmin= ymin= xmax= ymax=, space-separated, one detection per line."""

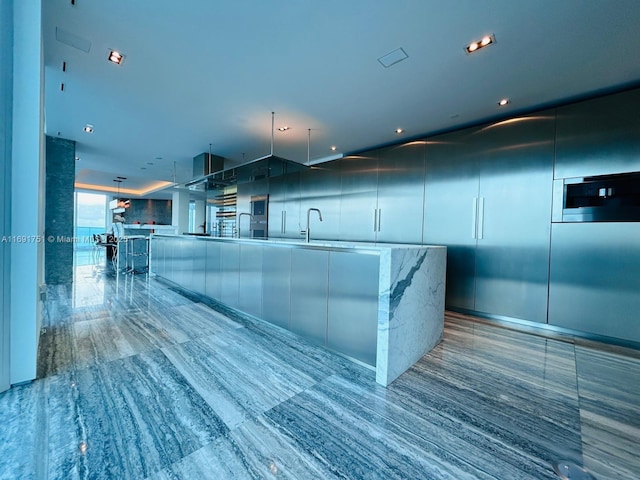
xmin=43 ymin=0 xmax=640 ymax=197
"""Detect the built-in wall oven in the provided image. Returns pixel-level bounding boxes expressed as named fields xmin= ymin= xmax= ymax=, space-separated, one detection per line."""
xmin=553 ymin=171 xmax=640 ymax=222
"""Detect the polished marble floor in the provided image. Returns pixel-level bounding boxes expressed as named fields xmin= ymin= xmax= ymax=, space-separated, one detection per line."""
xmin=1 ymin=263 xmax=638 ymax=479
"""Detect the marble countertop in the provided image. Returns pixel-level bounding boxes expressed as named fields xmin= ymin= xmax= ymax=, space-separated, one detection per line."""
xmin=152 ymin=233 xmax=445 ymax=252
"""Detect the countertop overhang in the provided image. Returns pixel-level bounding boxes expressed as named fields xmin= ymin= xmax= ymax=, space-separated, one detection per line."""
xmin=151 ymin=233 xmax=446 ymax=255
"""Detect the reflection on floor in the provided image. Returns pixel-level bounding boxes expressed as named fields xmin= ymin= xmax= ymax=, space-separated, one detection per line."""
xmin=1 ymin=264 xmax=638 ymax=479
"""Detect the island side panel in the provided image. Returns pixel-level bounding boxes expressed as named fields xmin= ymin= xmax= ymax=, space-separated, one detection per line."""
xmin=376 ymin=246 xmax=446 ymax=386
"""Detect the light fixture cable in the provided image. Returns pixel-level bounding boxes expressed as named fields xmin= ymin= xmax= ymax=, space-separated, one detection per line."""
xmin=271 ymin=111 xmax=275 ymax=156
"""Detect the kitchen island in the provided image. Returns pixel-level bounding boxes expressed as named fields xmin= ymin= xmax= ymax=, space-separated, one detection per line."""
xmin=150 ymin=234 xmax=446 ymax=386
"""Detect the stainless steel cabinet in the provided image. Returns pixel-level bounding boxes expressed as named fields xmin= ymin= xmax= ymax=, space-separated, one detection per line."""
xmin=338 ymin=145 xmax=426 ymax=244
xmin=191 ymin=239 xmax=207 ymax=295
xmin=150 ymin=236 xmax=164 ymax=277
xmin=338 ymin=153 xmax=378 ymax=242
xmin=290 ymin=248 xmax=329 ymax=346
xmin=327 ymin=251 xmax=379 ymax=366
xmin=220 ymin=242 xmax=240 ymax=308
xmin=555 ymin=88 xmax=640 ymax=179
xmin=376 ymin=142 xmax=426 ymax=244
xmin=267 ymin=172 xmax=300 ymax=239
xmin=238 ymin=243 xmax=263 ymax=317
xmin=473 ymin=113 xmax=555 ymax=323
xmin=205 ymin=240 xmax=221 ymax=301
xmin=163 ymin=238 xmax=173 ymax=282
xmin=548 ymin=223 xmax=640 ymax=343
xmin=173 ymin=237 xmax=193 ymax=289
xmin=423 ymin=126 xmax=480 ymax=310
xmin=298 ymin=163 xmax=341 ymax=241
xmin=423 ymin=113 xmax=555 ymax=324
xmin=267 ymin=176 xmax=285 ymax=238
xmin=262 ymin=246 xmax=291 ymax=329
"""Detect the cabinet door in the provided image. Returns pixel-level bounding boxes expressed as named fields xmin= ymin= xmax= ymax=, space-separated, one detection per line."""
xmin=282 ymin=172 xmax=301 ymax=239
xmin=376 ymin=143 xmax=426 ymax=244
xmin=238 ymin=244 xmax=263 ymax=318
xmin=164 ymin=239 xmax=174 ymax=282
xmin=262 ymin=246 xmax=291 ymax=329
xmin=555 ymin=88 xmax=640 ymax=179
xmin=173 ymin=237 xmax=193 ymax=290
xmin=205 ymin=241 xmax=221 ymax=301
xmin=150 ymin=236 xmax=164 ymax=277
xmin=290 ymin=249 xmax=329 ymax=347
xmin=191 ymin=239 xmax=207 ymax=295
xmin=327 ymin=251 xmax=379 ymax=366
xmin=473 ymin=113 xmax=555 ymax=323
xmin=338 ymin=153 xmax=378 ymax=242
xmin=158 ymin=237 xmax=166 ymax=277
xmin=220 ymin=242 xmax=240 ymax=308
xmin=298 ymin=163 xmax=341 ymax=241
xmin=548 ymin=223 xmax=640 ymax=342
xmin=423 ymin=127 xmax=480 ymax=310
xmin=267 ymin=176 xmax=286 ymax=238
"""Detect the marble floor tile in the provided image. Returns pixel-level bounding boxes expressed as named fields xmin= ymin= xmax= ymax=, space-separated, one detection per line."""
xmin=265 ymin=370 xmax=579 ymax=480
xmin=146 ymin=302 xmax=243 ymax=344
xmin=162 ymin=328 xmax=325 ymax=429
xmin=37 ymin=321 xmax=78 ymax=378
xmin=149 ymin=416 xmax=335 ymax=480
xmin=72 ymin=311 xmax=175 ymax=368
xmin=575 ymin=344 xmax=640 ymax=480
xmin=3 ymin=260 xmax=639 ymax=479
xmin=0 ymin=371 xmax=82 ymax=480
xmin=73 ymin=349 xmax=228 ymax=479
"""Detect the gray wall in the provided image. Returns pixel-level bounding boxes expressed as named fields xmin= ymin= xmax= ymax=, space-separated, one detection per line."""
xmin=0 ymin=0 xmax=13 ymax=392
xmin=45 ymin=136 xmax=75 ymax=285
xmin=6 ymin=0 xmax=45 ymax=385
xmin=121 ymin=198 xmax=172 ymax=225
xmin=251 ymin=86 xmax=640 ymax=346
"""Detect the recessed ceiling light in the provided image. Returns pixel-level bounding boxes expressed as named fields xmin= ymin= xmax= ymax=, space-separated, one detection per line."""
xmin=140 ymin=167 xmax=147 ymax=170
xmin=107 ymin=49 xmax=125 ymax=65
xmin=277 ymin=126 xmax=290 ymax=132
xmin=74 ymin=156 xmax=80 ymax=161
xmin=330 ymin=146 xmax=337 ymax=151
xmin=498 ymin=98 xmax=510 ymax=106
xmin=465 ymin=34 xmax=495 ymax=54
xmin=395 ymin=128 xmax=404 ymax=134
xmin=146 ymin=162 xmax=154 ymax=165
xmin=83 ymin=124 xmax=94 ymax=133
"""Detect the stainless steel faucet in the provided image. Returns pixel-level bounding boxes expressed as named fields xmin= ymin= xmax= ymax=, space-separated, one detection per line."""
xmin=237 ymin=212 xmax=254 ymax=238
xmin=305 ymin=208 xmax=323 ymax=243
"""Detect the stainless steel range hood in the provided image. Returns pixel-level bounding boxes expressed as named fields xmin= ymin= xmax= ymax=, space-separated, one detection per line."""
xmin=233 ymin=154 xmax=307 ymax=184
xmin=184 ymin=154 xmax=307 ymax=192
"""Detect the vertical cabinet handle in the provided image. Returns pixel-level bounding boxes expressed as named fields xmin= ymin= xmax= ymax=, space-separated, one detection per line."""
xmin=377 ymin=208 xmax=382 ymax=232
xmin=472 ymin=198 xmax=478 ymax=239
xmin=373 ymin=208 xmax=378 ymax=232
xmin=478 ymin=197 xmax=485 ymax=240
xmin=281 ymin=210 xmax=286 ymax=234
